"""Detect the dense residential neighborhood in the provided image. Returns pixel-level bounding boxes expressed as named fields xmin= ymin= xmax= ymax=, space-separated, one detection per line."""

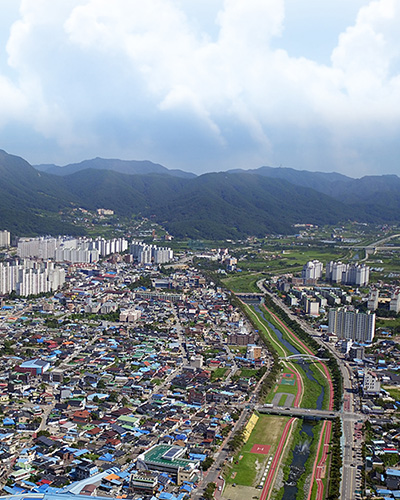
xmin=0 ymin=237 xmax=271 ymax=499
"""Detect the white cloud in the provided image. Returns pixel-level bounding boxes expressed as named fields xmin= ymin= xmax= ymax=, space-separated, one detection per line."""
xmin=0 ymin=0 xmax=399 ymax=174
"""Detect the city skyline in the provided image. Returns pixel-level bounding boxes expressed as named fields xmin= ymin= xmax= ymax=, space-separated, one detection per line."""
xmin=0 ymin=0 xmax=399 ymax=176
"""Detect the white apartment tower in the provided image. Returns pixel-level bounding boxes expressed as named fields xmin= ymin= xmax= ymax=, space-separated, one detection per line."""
xmin=0 ymin=260 xmax=65 ymax=296
xmin=326 ymin=261 xmax=369 ymax=286
xmin=0 ymin=230 xmax=10 ymax=248
xmin=302 ymin=260 xmax=323 ymax=282
xmin=390 ymin=290 xmax=400 ymax=314
xmin=367 ymin=290 xmax=379 ymax=311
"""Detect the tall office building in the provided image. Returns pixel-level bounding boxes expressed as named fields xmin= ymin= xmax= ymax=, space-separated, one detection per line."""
xmin=328 ymin=307 xmax=375 ymax=342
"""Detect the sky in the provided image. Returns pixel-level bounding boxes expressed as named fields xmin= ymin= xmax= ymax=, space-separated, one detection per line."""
xmin=0 ymin=0 xmax=400 ymax=176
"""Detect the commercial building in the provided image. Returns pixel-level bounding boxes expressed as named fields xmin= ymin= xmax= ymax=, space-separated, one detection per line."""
xmin=328 ymin=307 xmax=375 ymax=343
xmin=138 ymin=445 xmax=200 ymax=484
xmin=15 ymin=358 xmax=50 ymax=376
xmin=246 ymin=344 xmax=262 ymax=360
xmin=363 ymin=371 xmax=381 ymax=396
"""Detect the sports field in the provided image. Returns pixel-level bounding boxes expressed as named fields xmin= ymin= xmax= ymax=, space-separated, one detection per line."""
xmin=226 ymin=414 xmax=290 ymax=488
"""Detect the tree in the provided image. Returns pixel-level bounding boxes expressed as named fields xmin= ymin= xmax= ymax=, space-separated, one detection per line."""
xmin=202 ymin=456 xmax=214 ymax=471
xmin=203 ymin=482 xmax=216 ymax=500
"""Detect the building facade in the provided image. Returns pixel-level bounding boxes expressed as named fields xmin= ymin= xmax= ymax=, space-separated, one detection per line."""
xmin=328 ymin=307 xmax=375 ymax=343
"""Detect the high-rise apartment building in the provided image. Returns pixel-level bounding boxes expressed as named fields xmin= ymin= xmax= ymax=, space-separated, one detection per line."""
xmin=302 ymin=260 xmax=323 ymax=282
xmin=0 ymin=260 xmax=65 ymax=296
xmin=326 ymin=261 xmax=369 ymax=286
xmin=0 ymin=230 xmax=10 ymax=248
xmin=328 ymin=307 xmax=375 ymax=342
xmin=390 ymin=289 xmax=400 ymax=314
xmin=130 ymin=240 xmax=174 ymax=264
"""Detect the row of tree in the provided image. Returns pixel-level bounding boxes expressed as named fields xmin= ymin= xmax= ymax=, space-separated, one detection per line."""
xmin=327 ymin=417 xmax=342 ymax=500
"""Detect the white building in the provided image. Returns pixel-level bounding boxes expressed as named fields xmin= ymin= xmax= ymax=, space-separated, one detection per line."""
xmin=390 ymin=290 xmax=400 ymax=314
xmin=302 ymin=260 xmax=323 ymax=282
xmin=0 ymin=260 xmax=65 ymax=296
xmin=0 ymin=230 xmax=10 ymax=248
xmin=367 ymin=290 xmax=379 ymax=311
xmin=328 ymin=307 xmax=375 ymax=343
xmin=130 ymin=240 xmax=174 ymax=264
xmin=363 ymin=371 xmax=381 ymax=396
xmin=326 ymin=261 xmax=369 ymax=286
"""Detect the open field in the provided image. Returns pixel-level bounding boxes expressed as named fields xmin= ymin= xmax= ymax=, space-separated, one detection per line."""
xmin=383 ymin=385 xmax=400 ymax=400
xmin=226 ymin=414 xmax=290 ymax=488
xmin=222 ymin=272 xmax=265 ymax=293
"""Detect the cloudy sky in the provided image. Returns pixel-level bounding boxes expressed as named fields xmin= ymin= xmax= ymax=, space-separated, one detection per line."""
xmin=0 ymin=0 xmax=399 ymax=176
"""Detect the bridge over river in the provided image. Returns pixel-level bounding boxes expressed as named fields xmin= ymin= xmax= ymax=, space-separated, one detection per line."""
xmin=256 ymin=404 xmax=338 ymax=420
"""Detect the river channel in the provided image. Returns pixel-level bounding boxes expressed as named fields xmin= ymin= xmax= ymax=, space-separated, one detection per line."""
xmin=247 ymin=300 xmax=325 ymax=499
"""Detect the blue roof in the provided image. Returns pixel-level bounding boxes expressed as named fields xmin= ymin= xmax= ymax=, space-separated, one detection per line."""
xmin=387 ymin=469 xmax=400 ymax=477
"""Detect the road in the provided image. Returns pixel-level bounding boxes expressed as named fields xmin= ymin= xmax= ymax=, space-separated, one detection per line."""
xmin=257 ymin=405 xmax=337 ymax=419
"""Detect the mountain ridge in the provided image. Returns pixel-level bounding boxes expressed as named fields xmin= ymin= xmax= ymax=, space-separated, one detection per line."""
xmin=1 ymin=149 xmax=400 ymax=238
xmin=34 ymin=157 xmax=196 ymax=179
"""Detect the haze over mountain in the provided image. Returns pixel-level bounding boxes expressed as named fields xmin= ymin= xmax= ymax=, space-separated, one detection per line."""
xmin=2 ymin=149 xmax=400 ymax=239
xmin=35 ymin=158 xmax=196 ymax=179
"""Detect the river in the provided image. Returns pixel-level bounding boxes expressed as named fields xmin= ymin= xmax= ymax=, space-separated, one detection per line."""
xmin=248 ymin=300 xmax=325 ymax=499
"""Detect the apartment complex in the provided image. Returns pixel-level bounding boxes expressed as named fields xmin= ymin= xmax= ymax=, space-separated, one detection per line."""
xmin=328 ymin=307 xmax=375 ymax=343
xmin=17 ymin=236 xmax=129 ymax=263
xmin=130 ymin=240 xmax=173 ymax=264
xmin=326 ymin=261 xmax=370 ymax=286
xmin=0 ymin=260 xmax=65 ymax=296
xmin=302 ymin=260 xmax=323 ymax=282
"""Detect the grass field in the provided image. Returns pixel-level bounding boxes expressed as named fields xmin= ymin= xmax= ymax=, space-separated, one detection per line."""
xmin=278 ymin=394 xmax=288 ymax=405
xmin=239 ymin=368 xmax=259 ymax=378
xmin=226 ymin=414 xmax=290 ymax=487
xmin=222 ymin=272 xmax=264 ymax=293
xmin=210 ymin=367 xmax=228 ymax=381
xmin=383 ymin=385 xmax=400 ymax=400
xmin=376 ymin=316 xmax=400 ymax=329
xmin=265 ymin=370 xmax=299 ymax=404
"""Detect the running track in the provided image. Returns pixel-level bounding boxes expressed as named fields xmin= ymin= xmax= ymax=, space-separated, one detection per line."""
xmin=306 ymin=420 xmax=332 ymax=500
xmin=260 ymin=417 xmax=296 ymax=500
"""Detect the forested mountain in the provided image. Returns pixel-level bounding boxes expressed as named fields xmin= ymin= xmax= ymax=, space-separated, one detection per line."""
xmin=35 ymin=157 xmax=195 ymax=178
xmin=1 ymin=149 xmax=400 ymax=238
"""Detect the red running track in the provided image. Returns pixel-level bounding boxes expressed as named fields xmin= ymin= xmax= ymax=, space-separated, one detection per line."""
xmin=315 ymin=420 xmax=332 ymax=500
xmin=260 ymin=417 xmax=296 ymax=500
xmin=289 ymin=365 xmax=303 ymax=408
xmin=262 ymin=303 xmax=334 ymax=411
